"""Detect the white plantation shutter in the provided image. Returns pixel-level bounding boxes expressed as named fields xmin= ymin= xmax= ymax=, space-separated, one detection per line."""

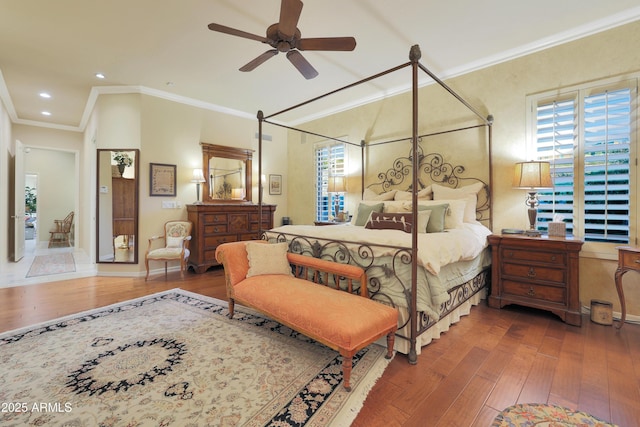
xmin=531 ymin=80 xmax=635 ymax=244
xmin=315 ymin=144 xmax=345 ymax=221
xmin=583 ymin=88 xmax=631 ymax=242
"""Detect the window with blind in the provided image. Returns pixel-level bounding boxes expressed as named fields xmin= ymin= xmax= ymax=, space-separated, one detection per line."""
xmin=315 ymin=143 xmax=345 ymax=221
xmin=530 ymin=79 xmax=636 ymax=244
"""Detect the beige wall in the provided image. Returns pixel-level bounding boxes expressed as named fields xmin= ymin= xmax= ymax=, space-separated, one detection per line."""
xmin=287 ymin=20 xmax=640 ymax=318
xmin=93 ymin=94 xmax=288 ymax=275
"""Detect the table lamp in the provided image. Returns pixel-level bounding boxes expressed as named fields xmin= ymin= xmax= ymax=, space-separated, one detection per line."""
xmin=327 ymin=175 xmax=346 ymax=220
xmin=513 ymin=161 xmax=552 ymax=236
xmin=191 ymin=168 xmax=206 ymax=204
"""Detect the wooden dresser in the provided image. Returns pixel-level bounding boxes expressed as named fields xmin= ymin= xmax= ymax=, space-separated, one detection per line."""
xmin=111 ymin=177 xmax=136 ymax=241
xmin=487 ymin=234 xmax=584 ymax=326
xmin=187 ymin=204 xmax=276 ymax=273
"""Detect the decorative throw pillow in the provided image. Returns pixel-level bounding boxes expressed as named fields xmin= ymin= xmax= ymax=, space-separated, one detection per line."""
xmin=166 ymin=236 xmax=183 ymax=248
xmin=364 ymin=210 xmax=431 ymax=233
xmin=416 ymin=199 xmax=466 ymax=230
xmin=354 ymin=202 xmax=384 ymax=226
xmin=365 ymin=212 xmax=413 ymax=233
xmin=414 ymin=203 xmax=449 ymax=233
xmin=246 ymin=242 xmax=293 ymax=278
xmin=432 ymin=182 xmax=484 ymax=223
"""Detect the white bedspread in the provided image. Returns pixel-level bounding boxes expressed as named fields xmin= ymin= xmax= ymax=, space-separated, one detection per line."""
xmin=268 ymin=223 xmax=492 ymax=276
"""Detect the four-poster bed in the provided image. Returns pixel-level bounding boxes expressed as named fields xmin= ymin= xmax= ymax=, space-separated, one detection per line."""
xmin=256 ymin=45 xmax=493 ymax=363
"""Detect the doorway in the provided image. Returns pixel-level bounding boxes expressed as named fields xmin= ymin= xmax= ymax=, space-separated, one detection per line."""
xmin=24 ymin=173 xmax=38 ymax=254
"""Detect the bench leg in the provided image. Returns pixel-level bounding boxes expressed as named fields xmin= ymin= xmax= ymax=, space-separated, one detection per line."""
xmin=228 ymin=299 xmax=235 ymax=319
xmin=341 ymin=355 xmax=353 ymax=392
xmin=386 ymin=332 xmax=395 ymax=359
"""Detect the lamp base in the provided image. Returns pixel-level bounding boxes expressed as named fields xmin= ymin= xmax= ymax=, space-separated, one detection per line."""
xmin=525 ymin=229 xmax=541 ymax=237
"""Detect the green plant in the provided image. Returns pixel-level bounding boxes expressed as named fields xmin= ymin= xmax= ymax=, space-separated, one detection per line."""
xmin=25 ymin=186 xmax=37 ymax=213
xmin=113 ymin=151 xmax=133 ymax=167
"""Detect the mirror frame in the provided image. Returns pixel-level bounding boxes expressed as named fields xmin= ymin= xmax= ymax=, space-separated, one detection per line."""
xmin=201 ymin=143 xmax=253 ymax=203
xmin=96 ymin=148 xmax=140 ymax=264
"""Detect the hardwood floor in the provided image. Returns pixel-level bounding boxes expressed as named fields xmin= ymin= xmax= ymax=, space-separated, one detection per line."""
xmin=1 ymin=270 xmax=638 ymax=426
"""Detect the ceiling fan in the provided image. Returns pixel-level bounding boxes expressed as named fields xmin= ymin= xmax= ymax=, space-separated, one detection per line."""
xmin=208 ymin=0 xmax=356 ymax=79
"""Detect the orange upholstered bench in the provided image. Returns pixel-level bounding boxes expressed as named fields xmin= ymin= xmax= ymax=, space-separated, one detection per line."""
xmin=215 ymin=240 xmax=398 ymax=391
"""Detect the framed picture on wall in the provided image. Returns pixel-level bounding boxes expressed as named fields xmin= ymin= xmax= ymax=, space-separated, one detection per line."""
xmin=150 ymin=163 xmax=176 ymax=196
xmin=269 ymin=174 xmax=282 ymax=195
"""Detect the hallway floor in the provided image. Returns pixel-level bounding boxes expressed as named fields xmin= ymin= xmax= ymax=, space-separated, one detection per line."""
xmin=1 ymin=237 xmax=94 ymax=288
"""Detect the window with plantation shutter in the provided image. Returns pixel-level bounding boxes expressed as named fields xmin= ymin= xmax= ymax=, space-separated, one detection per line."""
xmin=529 ymin=79 xmax=636 ymax=244
xmin=315 ymin=143 xmax=345 ymax=221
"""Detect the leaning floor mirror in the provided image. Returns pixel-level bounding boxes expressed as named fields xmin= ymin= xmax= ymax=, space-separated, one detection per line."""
xmin=96 ymin=149 xmax=139 ymax=263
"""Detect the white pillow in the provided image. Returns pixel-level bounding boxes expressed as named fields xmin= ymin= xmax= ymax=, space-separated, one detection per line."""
xmin=363 ymin=188 xmax=397 ymax=201
xmin=412 ymin=199 xmax=466 ymax=229
xmin=394 ymin=186 xmax=433 ymax=201
xmin=246 ymin=242 xmax=293 ymax=277
xmin=166 ymin=236 xmax=183 ymax=248
xmin=432 ymin=182 xmax=484 ymax=223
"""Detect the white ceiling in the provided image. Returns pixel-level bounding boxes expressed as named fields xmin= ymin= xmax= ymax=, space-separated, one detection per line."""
xmin=1 ymin=0 xmax=639 ymax=131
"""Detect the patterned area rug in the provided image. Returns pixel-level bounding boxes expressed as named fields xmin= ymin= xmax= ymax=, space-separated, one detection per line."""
xmin=25 ymin=252 xmax=75 ymax=277
xmin=492 ymin=403 xmax=618 ymax=426
xmin=0 ymin=289 xmax=391 ymax=426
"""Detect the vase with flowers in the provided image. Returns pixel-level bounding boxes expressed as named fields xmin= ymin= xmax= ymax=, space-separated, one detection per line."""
xmin=113 ymin=151 xmax=133 ymax=176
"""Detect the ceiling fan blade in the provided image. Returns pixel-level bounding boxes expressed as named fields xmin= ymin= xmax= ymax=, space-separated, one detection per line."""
xmin=208 ymin=23 xmax=269 ymax=43
xmin=239 ymin=50 xmax=278 ymax=72
xmin=278 ymin=0 xmax=303 ymax=39
xmin=297 ymin=37 xmax=357 ymax=51
xmin=286 ymin=50 xmax=318 ymax=79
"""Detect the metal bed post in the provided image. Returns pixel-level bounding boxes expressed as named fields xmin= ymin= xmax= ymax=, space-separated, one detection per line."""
xmin=258 ymin=110 xmax=264 ymax=234
xmin=409 ymin=44 xmax=420 ymax=364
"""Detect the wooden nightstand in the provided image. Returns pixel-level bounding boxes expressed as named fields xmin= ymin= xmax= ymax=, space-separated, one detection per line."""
xmin=487 ymin=234 xmax=584 ymax=326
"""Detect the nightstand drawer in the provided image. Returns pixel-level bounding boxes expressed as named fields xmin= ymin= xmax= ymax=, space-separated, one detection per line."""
xmin=502 ymin=263 xmax=566 ymax=284
xmin=503 ymin=280 xmax=566 ymax=304
xmin=501 ymin=248 xmax=565 ymax=266
xmin=203 ymin=213 xmax=228 ymax=224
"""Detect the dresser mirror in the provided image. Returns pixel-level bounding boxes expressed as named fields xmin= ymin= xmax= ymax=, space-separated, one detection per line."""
xmin=96 ymin=149 xmax=139 ymax=263
xmin=201 ymin=143 xmax=253 ymax=203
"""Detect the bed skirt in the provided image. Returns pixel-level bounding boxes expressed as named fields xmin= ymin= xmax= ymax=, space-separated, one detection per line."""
xmin=387 ymin=268 xmax=489 ymax=355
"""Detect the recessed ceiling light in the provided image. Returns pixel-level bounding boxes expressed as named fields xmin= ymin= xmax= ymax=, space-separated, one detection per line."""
xmin=95 ymin=73 xmax=106 ymax=79
xmin=39 ymin=92 xmax=51 ymax=99
xmin=41 ymin=111 xmax=51 ymax=116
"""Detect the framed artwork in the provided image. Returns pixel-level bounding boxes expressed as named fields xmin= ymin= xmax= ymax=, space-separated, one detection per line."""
xmin=269 ymin=174 xmax=282 ymax=195
xmin=150 ymin=163 xmax=176 ymax=196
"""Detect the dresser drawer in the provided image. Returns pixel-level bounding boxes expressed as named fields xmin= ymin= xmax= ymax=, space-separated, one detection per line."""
xmin=502 ymin=263 xmax=566 ymax=284
xmin=501 ymin=247 xmax=565 ymax=266
xmin=204 ymin=234 xmax=238 ymax=248
xmin=202 ymin=213 xmax=228 ymax=224
xmin=620 ymin=250 xmax=640 ymax=269
xmin=204 ymin=224 xmax=228 ymax=234
xmin=503 ymin=280 xmax=566 ymax=304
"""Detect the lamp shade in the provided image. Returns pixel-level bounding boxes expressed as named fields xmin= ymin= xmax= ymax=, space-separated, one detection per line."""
xmin=191 ymin=168 xmax=205 ymax=183
xmin=513 ymin=161 xmax=552 ymax=189
xmin=327 ymin=175 xmax=346 ymax=193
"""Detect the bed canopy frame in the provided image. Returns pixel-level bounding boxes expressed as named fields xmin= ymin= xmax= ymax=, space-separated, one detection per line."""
xmin=256 ymin=44 xmax=493 ymax=363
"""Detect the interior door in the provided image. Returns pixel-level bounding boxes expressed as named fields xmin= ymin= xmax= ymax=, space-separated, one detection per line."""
xmin=13 ymin=140 xmax=25 ymax=262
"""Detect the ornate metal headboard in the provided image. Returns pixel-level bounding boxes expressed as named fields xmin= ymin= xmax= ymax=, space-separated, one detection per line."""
xmin=366 ymin=146 xmax=490 ymax=224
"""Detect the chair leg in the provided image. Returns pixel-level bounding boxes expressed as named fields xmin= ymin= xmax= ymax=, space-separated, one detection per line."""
xmin=145 ymin=259 xmax=150 ymax=281
xmin=164 ymin=262 xmax=168 ymax=278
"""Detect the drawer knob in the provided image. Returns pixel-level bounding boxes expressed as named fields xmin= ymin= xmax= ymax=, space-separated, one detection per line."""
xmin=507 ymin=251 xmax=514 ymax=257
xmin=528 ymin=287 xmax=535 ymax=296
xmin=527 ymin=267 xmax=536 ymax=278
xmin=550 ymin=255 xmax=557 ymax=261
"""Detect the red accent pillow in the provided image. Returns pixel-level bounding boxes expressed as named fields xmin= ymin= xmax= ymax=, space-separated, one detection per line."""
xmin=365 ymin=212 xmax=413 ymax=233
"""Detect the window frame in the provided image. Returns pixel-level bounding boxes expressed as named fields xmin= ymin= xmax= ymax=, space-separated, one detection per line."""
xmin=526 ymin=75 xmax=638 ymax=259
xmin=314 ymin=141 xmax=347 ymax=222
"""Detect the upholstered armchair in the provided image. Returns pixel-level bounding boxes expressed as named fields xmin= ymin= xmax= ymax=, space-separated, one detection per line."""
xmin=145 ymin=220 xmax=193 ymax=280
